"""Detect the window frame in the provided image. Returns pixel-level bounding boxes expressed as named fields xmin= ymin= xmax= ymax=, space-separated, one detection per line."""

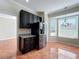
xmin=49 ymin=14 xmax=79 ymax=40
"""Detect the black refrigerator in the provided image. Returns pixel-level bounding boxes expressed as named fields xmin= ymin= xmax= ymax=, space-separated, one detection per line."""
xmin=31 ymin=22 xmax=47 ymax=49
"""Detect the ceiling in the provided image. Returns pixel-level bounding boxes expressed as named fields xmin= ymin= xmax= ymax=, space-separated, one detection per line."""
xmin=13 ymin=0 xmax=79 ymax=13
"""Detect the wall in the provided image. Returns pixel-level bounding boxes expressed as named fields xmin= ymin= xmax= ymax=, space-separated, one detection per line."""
xmin=0 ymin=14 xmax=16 ymax=40
xmin=48 ymin=6 xmax=79 ymax=47
xmin=44 ymin=13 xmax=49 ymax=42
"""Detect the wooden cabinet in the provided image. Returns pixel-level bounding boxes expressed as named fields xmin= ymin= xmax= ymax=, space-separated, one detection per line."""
xmin=39 ymin=35 xmax=47 ymax=49
xmin=19 ymin=36 xmax=35 ymax=54
xmin=30 ymin=38 xmax=34 ymax=50
xmin=29 ymin=14 xmax=40 ymax=24
xmin=19 ymin=10 xmax=42 ymax=28
xmin=29 ymin=14 xmax=34 ymax=24
xmin=35 ymin=35 xmax=47 ymax=49
xmin=19 ymin=10 xmax=30 ymax=28
xmin=24 ymin=38 xmax=30 ymax=51
xmin=34 ymin=15 xmax=38 ymax=23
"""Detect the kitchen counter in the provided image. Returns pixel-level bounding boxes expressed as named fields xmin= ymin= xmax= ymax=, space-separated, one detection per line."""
xmin=19 ymin=34 xmax=36 ymax=38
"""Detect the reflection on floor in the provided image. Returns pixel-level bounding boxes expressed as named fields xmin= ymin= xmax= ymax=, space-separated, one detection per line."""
xmin=58 ymin=49 xmax=77 ymax=59
xmin=17 ymin=42 xmax=79 ymax=59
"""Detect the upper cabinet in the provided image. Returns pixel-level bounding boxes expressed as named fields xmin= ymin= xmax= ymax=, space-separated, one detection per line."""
xmin=33 ymin=15 xmax=38 ymax=23
xmin=19 ymin=10 xmax=30 ymax=28
xmin=19 ymin=10 xmax=42 ymax=28
xmin=29 ymin=14 xmax=34 ymax=24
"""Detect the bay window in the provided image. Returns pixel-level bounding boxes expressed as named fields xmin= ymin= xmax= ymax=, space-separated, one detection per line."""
xmin=49 ymin=15 xmax=78 ymax=39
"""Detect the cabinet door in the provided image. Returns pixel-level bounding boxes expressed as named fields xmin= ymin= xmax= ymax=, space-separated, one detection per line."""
xmin=39 ymin=35 xmax=43 ymax=49
xmin=37 ymin=16 xmax=40 ymax=22
xmin=30 ymin=38 xmax=34 ymax=50
xmin=39 ymin=35 xmax=47 ymax=49
xmin=29 ymin=14 xmax=34 ymax=24
xmin=24 ymin=38 xmax=30 ymax=52
xmin=42 ymin=35 xmax=47 ymax=47
xmin=19 ymin=37 xmax=22 ymax=51
xmin=20 ymin=10 xmax=30 ymax=28
xmin=34 ymin=15 xmax=38 ymax=23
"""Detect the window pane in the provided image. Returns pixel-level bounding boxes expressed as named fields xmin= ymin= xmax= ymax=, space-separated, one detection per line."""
xmin=58 ymin=16 xmax=78 ymax=39
xmin=50 ymin=18 xmax=57 ymax=36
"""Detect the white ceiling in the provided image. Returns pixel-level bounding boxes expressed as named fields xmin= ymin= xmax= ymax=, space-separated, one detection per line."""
xmin=13 ymin=0 xmax=79 ymax=13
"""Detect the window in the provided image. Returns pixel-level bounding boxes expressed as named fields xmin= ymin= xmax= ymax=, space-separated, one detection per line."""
xmin=49 ymin=18 xmax=57 ymax=36
xmin=49 ymin=15 xmax=78 ymax=39
xmin=58 ymin=16 xmax=78 ymax=39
